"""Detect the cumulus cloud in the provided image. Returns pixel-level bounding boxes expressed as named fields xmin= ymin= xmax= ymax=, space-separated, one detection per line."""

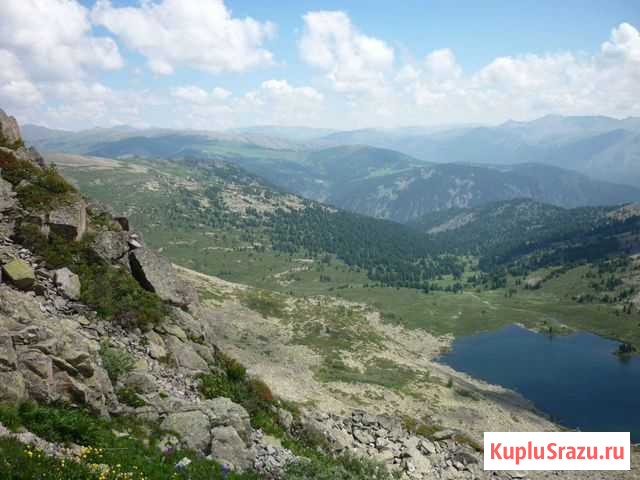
xmin=601 ymin=22 xmax=640 ymax=63
xmin=0 ymin=50 xmax=42 ymax=108
xmin=91 ymin=0 xmax=276 ymax=75
xmin=393 ymin=22 xmax=640 ymax=123
xmin=0 ymin=0 xmax=122 ymax=80
xmin=299 ymin=11 xmax=394 ymax=93
xmin=171 ymin=85 xmax=232 ymax=105
xmin=2 ymin=5 xmax=639 ymax=131
xmin=0 ymin=0 xmax=123 ymax=120
xmin=241 ymin=79 xmax=323 ymax=122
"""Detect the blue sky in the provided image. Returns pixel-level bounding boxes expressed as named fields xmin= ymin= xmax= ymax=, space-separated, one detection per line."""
xmin=1 ymin=0 xmax=639 ymax=129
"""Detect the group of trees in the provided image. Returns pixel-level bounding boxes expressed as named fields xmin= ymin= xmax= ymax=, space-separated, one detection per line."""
xmin=268 ymin=206 xmax=465 ymax=289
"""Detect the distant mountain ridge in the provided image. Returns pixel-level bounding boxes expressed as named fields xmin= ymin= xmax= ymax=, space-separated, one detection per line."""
xmin=21 ymin=117 xmax=640 ymax=223
xmin=310 ymin=115 xmax=640 ymax=187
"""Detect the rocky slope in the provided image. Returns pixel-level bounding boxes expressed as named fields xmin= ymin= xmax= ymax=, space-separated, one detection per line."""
xmin=2 ymin=108 xmax=638 ymax=479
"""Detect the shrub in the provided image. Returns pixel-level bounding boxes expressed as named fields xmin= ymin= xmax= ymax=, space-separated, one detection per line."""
xmin=0 ymin=402 xmax=260 ymax=480
xmin=14 ymin=225 xmax=168 ymax=329
xmin=0 ymin=402 xmax=106 ymax=445
xmin=218 ymin=352 xmax=246 ymax=381
xmin=99 ymin=342 xmax=135 ymax=384
xmin=79 ymin=261 xmax=168 ymax=328
xmin=198 ymin=354 xmax=275 ymax=431
xmin=116 ymin=387 xmax=147 ymax=408
xmin=0 ymin=152 xmax=76 ymax=211
xmin=242 ymin=290 xmax=286 ymax=318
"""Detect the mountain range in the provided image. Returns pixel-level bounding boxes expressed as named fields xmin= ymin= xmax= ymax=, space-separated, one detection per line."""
xmin=22 ymin=114 xmax=640 ymax=223
xmin=309 ymin=115 xmax=640 ymax=188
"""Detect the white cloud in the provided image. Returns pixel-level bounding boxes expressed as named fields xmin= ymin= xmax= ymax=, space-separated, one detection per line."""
xmin=171 ymin=85 xmax=232 ymax=104
xmin=0 ymin=50 xmax=42 ymax=108
xmin=0 ymin=0 xmax=122 ymax=118
xmin=92 ymin=0 xmax=276 ymax=75
xmin=601 ymin=22 xmax=640 ymax=63
xmin=3 ymin=9 xmax=639 ymax=131
xmin=0 ymin=0 xmax=122 ymax=80
xmin=171 ymin=86 xmax=212 ymax=105
xmin=423 ymin=49 xmax=462 ymax=81
xmin=257 ymin=79 xmax=323 ymax=102
xmin=299 ymin=11 xmax=394 ymax=93
xmin=212 ymin=87 xmax=232 ymax=100
xmin=393 ymin=22 xmax=640 ymax=123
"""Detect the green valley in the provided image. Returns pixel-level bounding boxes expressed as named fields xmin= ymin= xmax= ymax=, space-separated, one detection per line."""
xmin=55 ymin=153 xmax=640 ymax=349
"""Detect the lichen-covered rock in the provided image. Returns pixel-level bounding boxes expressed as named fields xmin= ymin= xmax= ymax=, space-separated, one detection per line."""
xmin=129 ymin=248 xmax=198 ymax=308
xmin=54 ymin=267 xmax=81 ymax=300
xmin=2 ymin=259 xmax=35 ymax=290
xmin=161 ymin=410 xmax=211 ymax=453
xmin=0 ymin=371 xmax=26 ymax=402
xmin=92 ymin=230 xmax=129 ymax=262
xmin=164 ymin=335 xmax=208 ymax=372
xmin=160 ymin=397 xmax=253 ymax=464
xmin=144 ymin=331 xmax=168 ymax=361
xmin=203 ymin=397 xmax=252 ymax=441
xmin=0 ymin=285 xmax=117 ymax=414
xmin=48 ymin=199 xmax=87 ymax=241
xmin=210 ymin=426 xmax=255 ymax=471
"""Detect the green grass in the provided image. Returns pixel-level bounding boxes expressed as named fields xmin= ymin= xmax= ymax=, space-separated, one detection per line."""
xmin=0 ymin=150 xmax=76 ymax=211
xmin=0 ymin=402 xmax=258 ymax=480
xmin=316 ymin=356 xmax=418 ymax=390
xmin=15 ymin=224 xmax=168 ymax=329
xmin=241 ymin=290 xmax=287 ymax=319
xmin=99 ymin=341 xmax=134 ymax=383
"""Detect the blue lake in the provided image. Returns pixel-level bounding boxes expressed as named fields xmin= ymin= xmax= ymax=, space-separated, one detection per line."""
xmin=439 ymin=325 xmax=640 ymax=442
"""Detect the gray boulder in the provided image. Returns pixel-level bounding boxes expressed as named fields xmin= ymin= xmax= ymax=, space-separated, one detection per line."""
xmin=164 ymin=335 xmax=208 ymax=372
xmin=48 ymin=199 xmax=87 ymax=241
xmin=2 ymin=259 xmax=35 ymax=290
xmin=92 ymin=231 xmax=129 ymax=262
xmin=210 ymin=426 xmax=254 ymax=471
xmin=129 ymin=248 xmax=198 ymax=308
xmin=54 ymin=268 xmax=81 ymax=300
xmin=203 ymin=397 xmax=252 ymax=441
xmin=160 ymin=398 xmax=252 ymax=457
xmin=161 ymin=410 xmax=211 ymax=453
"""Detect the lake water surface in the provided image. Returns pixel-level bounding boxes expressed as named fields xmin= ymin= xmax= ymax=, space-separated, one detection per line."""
xmin=439 ymin=325 xmax=640 ymax=442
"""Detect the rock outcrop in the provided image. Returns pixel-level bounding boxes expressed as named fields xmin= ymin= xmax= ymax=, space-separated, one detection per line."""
xmin=0 ymin=108 xmax=21 ymax=146
xmin=0 ymin=283 xmax=116 ymax=415
xmin=47 ymin=200 xmax=87 ymax=241
xmin=92 ymin=230 xmax=130 ymax=262
xmin=129 ymin=247 xmax=198 ymax=309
